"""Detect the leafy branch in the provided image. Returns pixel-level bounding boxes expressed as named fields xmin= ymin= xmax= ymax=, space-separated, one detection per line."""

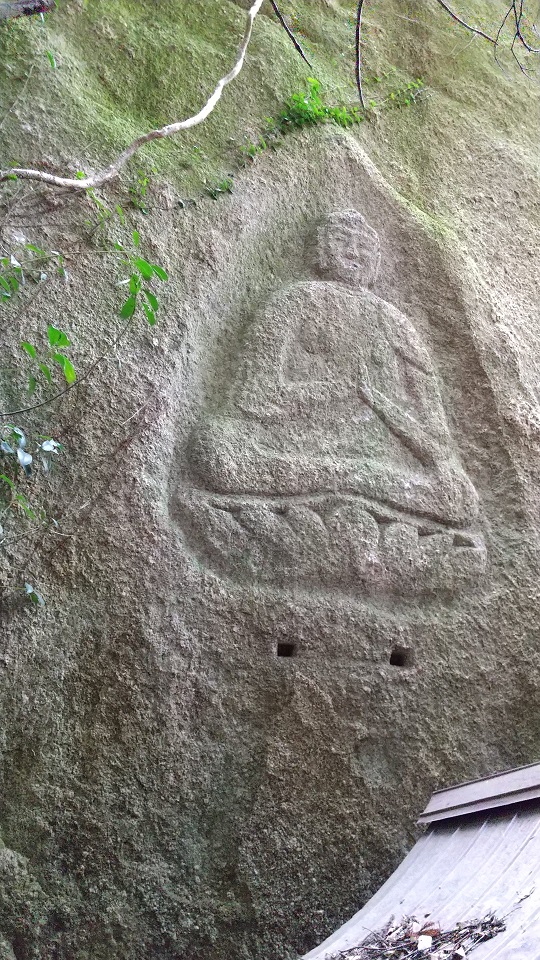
xmin=1 ymin=218 xmax=168 ymax=420
xmin=22 ymin=325 xmax=76 ymax=397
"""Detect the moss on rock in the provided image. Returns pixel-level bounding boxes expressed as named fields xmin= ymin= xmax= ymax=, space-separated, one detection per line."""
xmin=0 ymin=0 xmax=535 ymax=213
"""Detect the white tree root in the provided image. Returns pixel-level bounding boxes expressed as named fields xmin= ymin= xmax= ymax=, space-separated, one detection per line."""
xmin=0 ymin=0 xmax=265 ymax=190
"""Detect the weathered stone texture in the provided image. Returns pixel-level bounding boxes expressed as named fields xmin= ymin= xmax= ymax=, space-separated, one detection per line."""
xmin=0 ymin=5 xmax=540 ymax=956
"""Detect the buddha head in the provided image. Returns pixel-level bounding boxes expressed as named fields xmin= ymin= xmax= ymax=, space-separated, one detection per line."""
xmin=312 ymin=209 xmax=381 ymax=289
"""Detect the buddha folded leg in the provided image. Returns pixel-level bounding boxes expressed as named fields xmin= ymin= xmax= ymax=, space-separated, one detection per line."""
xmin=187 ymin=416 xmax=479 ymax=528
xmin=349 ymin=460 xmax=479 ymax=527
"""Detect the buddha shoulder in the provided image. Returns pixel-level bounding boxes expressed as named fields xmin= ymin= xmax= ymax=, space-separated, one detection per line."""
xmin=259 ymin=279 xmax=382 ymax=319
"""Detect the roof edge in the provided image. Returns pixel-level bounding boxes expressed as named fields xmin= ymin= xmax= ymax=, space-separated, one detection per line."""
xmin=418 ymin=760 xmax=540 ymax=825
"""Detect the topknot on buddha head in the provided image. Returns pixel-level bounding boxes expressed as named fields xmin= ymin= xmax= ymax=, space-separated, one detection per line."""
xmin=312 ymin=209 xmax=381 ymax=289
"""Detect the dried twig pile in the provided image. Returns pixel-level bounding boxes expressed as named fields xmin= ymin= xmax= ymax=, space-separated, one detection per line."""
xmin=330 ymin=914 xmax=505 ymax=960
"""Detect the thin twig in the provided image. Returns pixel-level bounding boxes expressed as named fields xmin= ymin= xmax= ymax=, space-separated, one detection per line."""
xmin=494 ymin=2 xmax=514 ymax=72
xmin=496 ymin=3 xmax=514 ymax=46
xmin=355 ymin=0 xmax=366 ymax=108
xmin=514 ymin=0 xmax=540 ymax=51
xmin=270 ymin=0 xmax=312 ymax=67
xmin=354 ymin=0 xmax=534 ymax=112
xmin=0 ymin=0 xmax=266 ymax=190
xmin=433 ymin=0 xmax=497 ymax=44
xmin=119 ymin=389 xmax=159 ymax=427
xmin=510 ymin=32 xmax=531 ymax=74
xmin=354 ymin=0 xmax=497 ymax=111
xmin=0 ymin=314 xmax=135 ymax=419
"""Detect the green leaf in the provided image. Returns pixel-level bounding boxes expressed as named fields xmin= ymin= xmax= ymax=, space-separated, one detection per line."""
xmin=143 ymin=302 xmax=156 ymax=326
xmin=144 ymin=289 xmax=159 ymax=311
xmin=132 ymin=229 xmax=140 ymax=247
xmin=120 ymin=294 xmax=137 ymax=319
xmin=0 ymin=474 xmax=15 ymax=490
xmin=53 ymin=353 xmax=76 ymax=384
xmin=25 ymin=244 xmax=47 ymax=256
xmin=28 ymin=376 xmax=37 ymax=396
xmin=129 ymin=274 xmax=141 ymax=295
xmin=21 ymin=341 xmax=36 ymax=359
xmin=48 ymin=325 xmax=70 ymax=348
xmin=115 ymin=205 xmax=125 ymax=225
xmin=133 ymin=257 xmax=154 ymax=280
xmin=63 ymin=358 xmax=76 ymax=385
xmin=38 ymin=362 xmax=52 ymax=384
xmin=17 ymin=495 xmax=36 ymax=519
xmin=8 ymin=275 xmax=19 ymax=292
xmin=56 ymin=254 xmax=66 ymax=278
xmin=151 ymin=264 xmax=168 ymax=282
xmin=46 ymin=50 xmax=56 ymax=70
xmin=0 ymin=277 xmax=11 ymax=296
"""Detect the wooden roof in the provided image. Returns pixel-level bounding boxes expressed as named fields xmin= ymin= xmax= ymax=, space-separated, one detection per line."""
xmin=304 ymin=803 xmax=540 ymax=959
xmin=418 ymin=761 xmax=540 ymax=825
xmin=304 ymin=762 xmax=540 ymax=959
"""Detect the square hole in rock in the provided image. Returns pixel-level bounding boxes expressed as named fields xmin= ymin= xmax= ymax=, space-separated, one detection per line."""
xmin=277 ymin=642 xmax=296 ymax=658
xmin=389 ymin=645 xmax=414 ymax=668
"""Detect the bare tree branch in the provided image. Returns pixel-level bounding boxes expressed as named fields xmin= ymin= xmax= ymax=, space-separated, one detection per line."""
xmin=1 ymin=0 xmax=539 ymax=196
xmin=0 ymin=0 xmax=266 ymax=190
xmin=510 ymin=32 xmax=530 ymax=73
xmin=354 ymin=1 xmax=539 ymax=115
xmin=355 ymin=0 xmax=366 ymax=109
xmin=354 ymin=0 xmax=496 ymax=114
xmin=0 ymin=0 xmax=54 ymax=21
xmin=496 ymin=3 xmax=514 ymax=46
xmin=513 ymin=0 xmax=540 ymax=52
xmin=270 ymin=0 xmax=312 ymax=67
xmin=432 ymin=0 xmax=497 ymax=44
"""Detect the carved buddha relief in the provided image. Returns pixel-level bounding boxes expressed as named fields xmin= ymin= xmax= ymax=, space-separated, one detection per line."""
xmin=175 ymin=210 xmax=486 ymax=594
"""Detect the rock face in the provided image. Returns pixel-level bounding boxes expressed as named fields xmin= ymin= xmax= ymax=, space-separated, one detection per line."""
xmin=1 ymin=3 xmax=540 ymax=959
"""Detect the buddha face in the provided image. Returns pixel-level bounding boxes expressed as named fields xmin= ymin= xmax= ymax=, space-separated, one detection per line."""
xmin=313 ymin=210 xmax=381 ymax=289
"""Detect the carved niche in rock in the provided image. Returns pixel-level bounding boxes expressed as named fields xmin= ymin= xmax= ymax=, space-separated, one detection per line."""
xmin=175 ymin=210 xmax=486 ymax=594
